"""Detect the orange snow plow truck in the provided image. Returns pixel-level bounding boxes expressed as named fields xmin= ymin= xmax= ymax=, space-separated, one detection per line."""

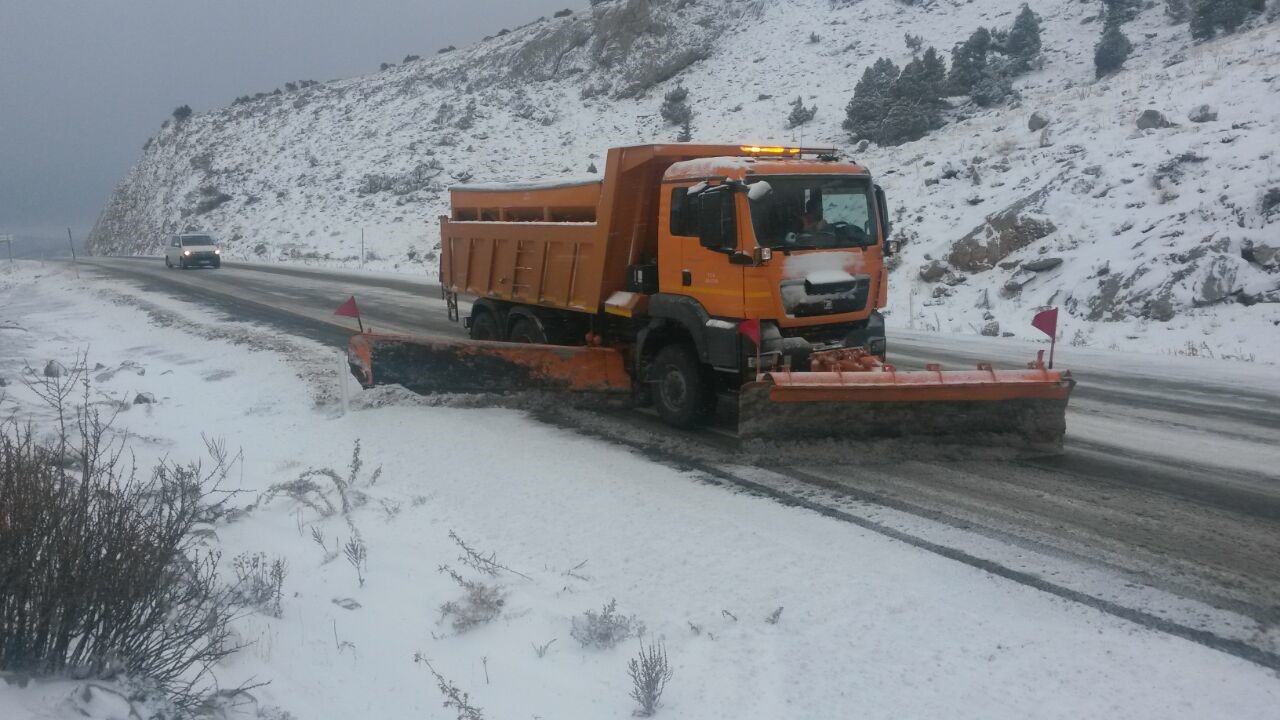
xmin=348 ymin=144 xmax=1074 ymax=449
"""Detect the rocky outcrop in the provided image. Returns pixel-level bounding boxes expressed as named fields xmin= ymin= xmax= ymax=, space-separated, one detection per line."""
xmin=948 ymin=184 xmax=1059 ymax=272
xmin=1137 ymin=109 xmax=1174 ymax=130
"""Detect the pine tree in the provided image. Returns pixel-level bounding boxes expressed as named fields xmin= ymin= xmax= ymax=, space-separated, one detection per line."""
xmin=1094 ymin=22 xmax=1134 ymax=78
xmin=786 ymin=96 xmax=818 ymax=128
xmin=676 ymin=119 xmax=692 ymax=142
xmin=1005 ymin=5 xmax=1043 ymax=72
xmin=660 ymin=85 xmax=692 ymax=126
xmin=1189 ymin=0 xmax=1215 ymax=38
xmin=1101 ymin=0 xmax=1143 ymax=25
xmin=948 ymin=27 xmax=992 ymax=95
xmin=844 ymin=50 xmax=948 ymax=147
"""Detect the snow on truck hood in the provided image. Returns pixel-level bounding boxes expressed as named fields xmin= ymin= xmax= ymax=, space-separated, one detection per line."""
xmin=781 ymin=251 xmax=870 ymax=280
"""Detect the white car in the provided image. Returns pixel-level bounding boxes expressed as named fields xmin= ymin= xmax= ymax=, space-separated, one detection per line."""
xmin=165 ymin=233 xmax=222 ymax=269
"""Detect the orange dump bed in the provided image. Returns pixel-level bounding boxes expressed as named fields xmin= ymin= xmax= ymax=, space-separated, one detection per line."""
xmin=439 ymin=144 xmax=793 ymax=314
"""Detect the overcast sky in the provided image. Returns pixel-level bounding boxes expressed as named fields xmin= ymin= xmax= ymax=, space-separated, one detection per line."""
xmin=0 ymin=0 xmax=574 ymax=241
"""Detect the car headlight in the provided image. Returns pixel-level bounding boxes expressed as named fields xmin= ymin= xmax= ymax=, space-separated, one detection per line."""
xmin=183 ymin=250 xmax=191 ymax=256
xmin=214 ymin=249 xmax=220 ymax=255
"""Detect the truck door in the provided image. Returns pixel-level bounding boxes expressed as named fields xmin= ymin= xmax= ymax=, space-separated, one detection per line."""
xmin=669 ymin=185 xmax=745 ymax=318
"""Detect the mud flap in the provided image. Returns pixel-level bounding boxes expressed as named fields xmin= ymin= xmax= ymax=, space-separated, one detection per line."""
xmin=348 ymin=333 xmax=632 ymax=406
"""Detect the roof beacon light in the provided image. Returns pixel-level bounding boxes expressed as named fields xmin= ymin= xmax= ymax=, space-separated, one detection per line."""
xmin=740 ymin=145 xmax=838 ymax=157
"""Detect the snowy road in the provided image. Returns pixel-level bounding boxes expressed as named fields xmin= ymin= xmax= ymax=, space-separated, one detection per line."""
xmin=79 ymin=256 xmax=1280 ymax=665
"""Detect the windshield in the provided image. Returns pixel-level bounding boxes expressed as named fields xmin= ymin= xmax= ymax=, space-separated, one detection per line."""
xmin=181 ymin=235 xmax=215 ymax=246
xmin=748 ymin=176 xmax=878 ymax=250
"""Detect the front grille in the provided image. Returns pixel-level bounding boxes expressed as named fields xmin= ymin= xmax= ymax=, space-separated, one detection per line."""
xmin=780 ymin=276 xmax=870 ymax=318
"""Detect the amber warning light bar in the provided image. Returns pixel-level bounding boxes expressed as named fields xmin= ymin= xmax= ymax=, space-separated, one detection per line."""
xmin=739 ymin=145 xmax=838 ymax=156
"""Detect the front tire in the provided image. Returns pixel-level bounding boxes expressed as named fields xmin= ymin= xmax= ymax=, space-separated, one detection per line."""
xmin=651 ymin=344 xmax=714 ymax=429
xmin=165 ymin=256 xmax=172 ymax=268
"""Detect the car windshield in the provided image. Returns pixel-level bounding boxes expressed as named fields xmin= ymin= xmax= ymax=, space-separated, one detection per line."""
xmin=182 ymin=236 xmax=215 ymax=246
xmin=748 ymin=176 xmax=878 ymax=250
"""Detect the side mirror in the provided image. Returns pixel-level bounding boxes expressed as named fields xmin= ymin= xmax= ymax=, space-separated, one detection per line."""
xmin=874 ymin=184 xmax=893 ymax=252
xmin=729 ymin=247 xmax=772 ymax=266
xmin=697 ymin=186 xmax=737 ymax=252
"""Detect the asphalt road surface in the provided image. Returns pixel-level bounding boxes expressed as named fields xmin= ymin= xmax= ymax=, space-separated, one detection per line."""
xmin=80 ymin=256 xmax=1280 ymax=667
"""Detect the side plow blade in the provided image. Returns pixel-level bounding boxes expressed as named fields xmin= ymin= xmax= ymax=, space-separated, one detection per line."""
xmin=739 ymin=354 xmax=1075 ymax=451
xmin=348 ymin=333 xmax=632 ymax=405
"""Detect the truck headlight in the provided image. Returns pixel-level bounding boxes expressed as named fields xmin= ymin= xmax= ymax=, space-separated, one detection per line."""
xmin=183 ymin=250 xmax=191 ymax=256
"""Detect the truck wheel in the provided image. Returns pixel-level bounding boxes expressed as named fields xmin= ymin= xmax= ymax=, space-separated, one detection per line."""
xmin=651 ymin=344 xmax=712 ymax=429
xmin=508 ymin=317 xmax=546 ymax=344
xmin=165 ymin=256 xmax=171 ymax=268
xmin=470 ymin=311 xmax=499 ymax=341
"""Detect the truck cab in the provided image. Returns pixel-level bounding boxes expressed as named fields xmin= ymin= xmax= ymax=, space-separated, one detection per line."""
xmin=656 ymin=152 xmax=891 ymax=368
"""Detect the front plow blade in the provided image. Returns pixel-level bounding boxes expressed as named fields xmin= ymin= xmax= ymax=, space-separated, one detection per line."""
xmin=348 ymin=333 xmax=632 ymax=405
xmin=738 ymin=365 xmax=1074 ymax=452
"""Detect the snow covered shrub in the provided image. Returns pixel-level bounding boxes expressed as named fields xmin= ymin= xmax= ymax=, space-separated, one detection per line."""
xmin=628 ymin=640 xmax=674 ymax=717
xmin=571 ymin=599 xmax=645 ymax=649
xmin=172 ymin=104 xmax=192 ymax=122
xmin=230 ymin=552 xmax=288 ymax=617
xmin=438 ymin=565 xmax=504 ymax=632
xmin=194 ymin=186 xmax=232 ymax=215
xmin=0 ymin=367 xmax=238 ymax=710
xmin=786 ymin=96 xmax=818 ymax=128
xmin=1094 ymin=22 xmax=1134 ymax=78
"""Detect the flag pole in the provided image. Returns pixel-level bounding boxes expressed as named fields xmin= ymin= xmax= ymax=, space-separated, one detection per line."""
xmin=1049 ymin=330 xmax=1055 ymax=369
xmin=357 ymin=315 xmax=365 ymax=334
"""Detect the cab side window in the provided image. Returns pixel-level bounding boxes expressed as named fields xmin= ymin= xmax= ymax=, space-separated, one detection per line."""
xmin=669 ymin=188 xmax=698 ymax=237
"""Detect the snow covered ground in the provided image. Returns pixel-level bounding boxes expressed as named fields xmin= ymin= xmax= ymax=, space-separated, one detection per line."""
xmin=3 ymin=266 xmax=1279 ymax=718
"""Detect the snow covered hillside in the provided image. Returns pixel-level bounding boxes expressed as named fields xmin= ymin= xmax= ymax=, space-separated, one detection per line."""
xmin=89 ymin=0 xmax=1280 ymax=355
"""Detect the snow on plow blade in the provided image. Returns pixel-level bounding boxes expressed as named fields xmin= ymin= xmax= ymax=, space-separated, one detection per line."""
xmin=739 ymin=351 xmax=1075 ymax=452
xmin=347 ymin=333 xmax=632 ymax=405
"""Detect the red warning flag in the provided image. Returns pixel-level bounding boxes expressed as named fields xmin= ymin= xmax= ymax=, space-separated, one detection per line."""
xmin=1031 ymin=307 xmax=1058 ymax=339
xmin=334 ymin=295 xmax=361 ymax=318
xmin=737 ymin=318 xmax=761 ymax=347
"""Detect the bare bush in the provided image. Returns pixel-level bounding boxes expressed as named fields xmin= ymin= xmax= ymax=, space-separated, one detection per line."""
xmin=415 ymin=655 xmax=485 ymax=720
xmin=258 ymin=440 xmax=380 ymax=521
xmin=438 ymin=565 xmax=504 ymax=632
xmin=230 ymin=552 xmax=288 ymax=617
xmin=0 ymin=364 xmax=240 ymax=710
xmin=570 ymin=599 xmax=644 ymax=649
xmin=344 ymin=535 xmax=368 ymax=587
xmin=628 ymin=640 xmax=674 ymax=717
xmin=450 ymin=530 xmax=531 ymax=580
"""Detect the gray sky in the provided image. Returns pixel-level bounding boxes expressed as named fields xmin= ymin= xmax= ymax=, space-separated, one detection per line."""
xmin=0 ymin=0 xmax=574 ymax=242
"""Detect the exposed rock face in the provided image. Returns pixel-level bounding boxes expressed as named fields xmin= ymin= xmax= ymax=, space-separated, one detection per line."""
xmin=1243 ymin=240 xmax=1279 ymax=270
xmin=1136 ymin=109 xmax=1174 ymax=129
xmin=1023 ymin=257 xmax=1063 ymax=272
xmin=948 ymin=185 xmax=1059 ymax=271
xmin=1028 ymin=112 xmax=1050 ymax=131
xmin=981 ymin=320 xmax=1000 ymax=336
xmin=919 ymin=259 xmax=949 ymax=282
xmin=1187 ymin=104 xmax=1218 ymax=123
xmin=133 ymin=392 xmax=157 ymax=405
xmin=1194 ymin=256 xmax=1239 ymax=305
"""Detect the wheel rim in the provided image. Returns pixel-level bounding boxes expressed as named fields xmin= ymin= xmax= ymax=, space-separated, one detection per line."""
xmin=659 ymin=367 xmax=688 ymax=410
